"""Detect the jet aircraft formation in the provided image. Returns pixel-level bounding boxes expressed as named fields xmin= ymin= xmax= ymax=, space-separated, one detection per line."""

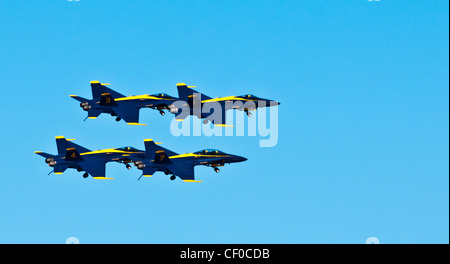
xmin=36 ymin=81 xmax=279 ymax=182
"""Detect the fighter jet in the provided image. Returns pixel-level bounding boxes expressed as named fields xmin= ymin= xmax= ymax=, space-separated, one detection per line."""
xmin=35 ymin=136 xmax=144 ymax=179
xmin=70 ymin=81 xmax=179 ymax=125
xmin=132 ymin=139 xmax=247 ymax=182
xmin=173 ymin=83 xmax=280 ymax=126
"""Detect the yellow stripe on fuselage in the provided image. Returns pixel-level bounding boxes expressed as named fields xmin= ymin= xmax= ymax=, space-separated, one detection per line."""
xmin=169 ymin=153 xmax=232 ymax=159
xmin=114 ymin=95 xmax=170 ymax=101
xmin=201 ymin=96 xmax=249 ymax=103
xmin=80 ymin=149 xmax=144 ymax=156
xmin=81 ymin=150 xmax=227 ymax=159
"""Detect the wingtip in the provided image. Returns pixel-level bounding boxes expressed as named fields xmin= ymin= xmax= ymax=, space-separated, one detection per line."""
xmin=183 ymin=180 xmax=203 ymax=183
xmin=214 ymin=124 xmax=234 ymax=128
xmin=127 ymin=123 xmax=147 ymax=126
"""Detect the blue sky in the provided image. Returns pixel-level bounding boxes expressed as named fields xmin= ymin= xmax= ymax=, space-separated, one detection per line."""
xmin=0 ymin=0 xmax=448 ymax=243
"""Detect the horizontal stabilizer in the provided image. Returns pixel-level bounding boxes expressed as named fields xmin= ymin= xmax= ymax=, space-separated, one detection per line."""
xmin=69 ymin=95 xmax=89 ymax=103
xmin=34 ymin=151 xmax=54 ymax=159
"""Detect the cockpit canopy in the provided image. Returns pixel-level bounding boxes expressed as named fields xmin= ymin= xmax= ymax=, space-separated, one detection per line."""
xmin=151 ymin=93 xmax=176 ymax=99
xmin=241 ymin=94 xmax=260 ymax=100
xmin=193 ymin=149 xmax=226 ymax=155
xmin=116 ymin=146 xmax=142 ymax=152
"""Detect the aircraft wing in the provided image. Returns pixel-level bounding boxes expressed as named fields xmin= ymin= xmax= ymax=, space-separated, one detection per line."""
xmin=53 ymin=164 xmax=70 ymax=174
xmin=210 ymin=108 xmax=227 ymax=126
xmin=113 ymin=105 xmax=144 ymax=125
xmin=88 ymin=109 xmax=103 ymax=119
xmin=170 ymin=100 xmax=191 ymax=121
xmin=174 ymin=109 xmax=190 ymax=121
xmin=203 ymin=102 xmax=232 ymax=127
xmin=142 ymin=166 xmax=157 ymax=178
xmin=169 ymin=163 xmax=201 ymax=182
xmin=79 ymin=160 xmax=110 ymax=179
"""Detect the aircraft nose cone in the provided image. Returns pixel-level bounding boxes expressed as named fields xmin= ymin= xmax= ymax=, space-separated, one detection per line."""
xmin=237 ymin=156 xmax=247 ymax=162
xmin=269 ymin=100 xmax=280 ymax=106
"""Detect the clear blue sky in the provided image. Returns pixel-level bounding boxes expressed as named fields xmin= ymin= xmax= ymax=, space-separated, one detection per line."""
xmin=0 ymin=0 xmax=448 ymax=243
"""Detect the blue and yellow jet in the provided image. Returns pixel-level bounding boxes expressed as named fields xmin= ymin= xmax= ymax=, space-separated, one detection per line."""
xmin=35 ymin=136 xmax=145 ymax=179
xmin=70 ymin=81 xmax=179 ymax=125
xmin=132 ymin=139 xmax=247 ymax=182
xmin=173 ymin=83 xmax=280 ymax=126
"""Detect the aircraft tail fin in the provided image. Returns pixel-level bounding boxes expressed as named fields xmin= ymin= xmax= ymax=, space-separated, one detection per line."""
xmin=144 ymin=139 xmax=158 ymax=155
xmin=154 ymin=150 xmax=171 ymax=164
xmin=99 ymin=93 xmax=117 ymax=106
xmin=142 ymin=139 xmax=172 ymax=165
xmin=90 ymin=81 xmax=125 ymax=99
xmin=144 ymin=139 xmax=178 ymax=157
xmin=65 ymin=148 xmax=83 ymax=161
xmin=55 ymin=136 xmax=91 ymax=156
xmin=177 ymin=83 xmax=212 ymax=102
